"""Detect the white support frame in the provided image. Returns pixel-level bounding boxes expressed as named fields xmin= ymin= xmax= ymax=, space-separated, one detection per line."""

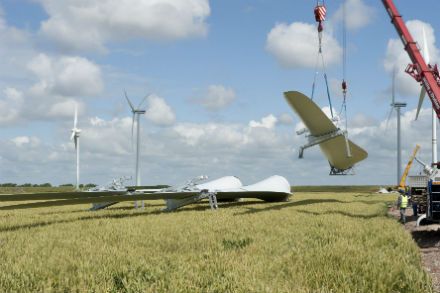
xmin=298 ymin=128 xmax=349 ymax=159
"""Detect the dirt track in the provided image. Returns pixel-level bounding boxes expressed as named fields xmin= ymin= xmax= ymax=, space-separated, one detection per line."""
xmin=389 ymin=208 xmax=440 ymax=292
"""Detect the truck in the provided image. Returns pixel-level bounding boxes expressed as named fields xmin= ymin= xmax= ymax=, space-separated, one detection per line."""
xmin=411 ymin=158 xmax=440 ymax=224
xmin=407 ymin=175 xmax=428 ymax=214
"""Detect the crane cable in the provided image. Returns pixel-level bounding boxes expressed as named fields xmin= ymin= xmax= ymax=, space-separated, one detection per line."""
xmin=311 ymin=0 xmax=334 ymax=119
xmin=339 ymin=0 xmax=348 ymax=132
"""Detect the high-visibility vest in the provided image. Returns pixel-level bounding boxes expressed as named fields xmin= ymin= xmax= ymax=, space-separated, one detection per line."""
xmin=400 ymin=195 xmax=408 ymax=208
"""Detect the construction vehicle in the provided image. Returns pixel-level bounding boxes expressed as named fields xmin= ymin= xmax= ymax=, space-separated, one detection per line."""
xmin=396 ymin=145 xmax=420 ymax=191
xmin=412 ymin=157 xmax=440 ymax=225
xmin=381 ymin=1 xmax=440 ymax=224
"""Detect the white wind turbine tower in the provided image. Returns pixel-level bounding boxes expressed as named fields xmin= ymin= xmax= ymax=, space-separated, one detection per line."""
xmin=387 ymin=69 xmax=407 ymax=185
xmin=415 ymin=26 xmax=437 ymax=164
xmin=125 ymin=91 xmax=150 ymax=210
xmin=71 ymin=103 xmax=81 ymax=190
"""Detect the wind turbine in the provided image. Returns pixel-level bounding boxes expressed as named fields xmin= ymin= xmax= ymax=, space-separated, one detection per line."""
xmin=71 ymin=103 xmax=81 ymax=190
xmin=125 ymin=91 xmax=150 ymax=210
xmin=387 ymin=69 xmax=407 ymax=185
xmin=415 ymin=26 xmax=437 ymax=164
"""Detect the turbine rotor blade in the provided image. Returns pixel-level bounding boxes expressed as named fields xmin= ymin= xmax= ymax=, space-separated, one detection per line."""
xmin=137 ymin=93 xmax=151 ymax=110
xmin=74 ymin=136 xmax=78 ymax=150
xmin=70 ymin=131 xmax=75 ymax=140
xmin=391 ymin=68 xmax=396 ymax=105
xmin=415 ymin=87 xmax=426 ymax=120
xmin=124 ymin=90 xmax=135 ymax=111
xmin=74 ymin=103 xmax=78 ymax=129
xmin=386 ymin=107 xmax=394 ymax=129
xmin=422 ymin=26 xmax=430 ymax=64
xmin=131 ymin=113 xmax=135 ymax=149
xmin=414 ymin=26 xmax=430 ymax=121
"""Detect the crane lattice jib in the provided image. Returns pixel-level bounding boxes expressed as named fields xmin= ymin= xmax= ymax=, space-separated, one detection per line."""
xmin=381 ymin=0 xmax=440 ymax=119
xmin=398 ymin=144 xmax=420 ymax=188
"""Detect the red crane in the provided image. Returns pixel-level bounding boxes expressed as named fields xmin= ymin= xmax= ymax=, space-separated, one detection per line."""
xmin=381 ymin=0 xmax=440 ymax=119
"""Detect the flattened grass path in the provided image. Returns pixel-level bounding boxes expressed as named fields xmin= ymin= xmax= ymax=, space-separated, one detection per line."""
xmin=0 ymin=188 xmax=433 ymax=292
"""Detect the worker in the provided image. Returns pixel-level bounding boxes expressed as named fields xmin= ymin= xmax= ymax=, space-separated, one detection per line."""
xmin=395 ymin=190 xmax=409 ymax=224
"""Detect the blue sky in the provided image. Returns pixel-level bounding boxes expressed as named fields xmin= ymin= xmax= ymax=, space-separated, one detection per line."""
xmin=0 ymin=0 xmax=439 ymax=187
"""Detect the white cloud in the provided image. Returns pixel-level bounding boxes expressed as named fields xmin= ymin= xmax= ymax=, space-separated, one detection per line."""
xmin=349 ymin=113 xmax=379 ymax=128
xmin=249 ymin=114 xmax=277 ymax=129
xmin=11 ymin=136 xmax=41 ymax=147
xmin=0 ymin=13 xmax=105 ymax=126
xmin=27 ymin=54 xmax=103 ymax=97
xmin=12 ymin=136 xmax=30 ymax=147
xmin=189 ymin=85 xmax=236 ymax=110
xmin=328 ymin=77 xmax=343 ymax=99
xmin=10 ymin=54 xmax=103 ymax=122
xmin=36 ymin=0 xmax=211 ymax=53
xmin=145 ymin=95 xmax=176 ymax=126
xmin=332 ymin=0 xmax=375 ymax=30
xmin=383 ymin=20 xmax=440 ymax=97
xmin=278 ymin=113 xmax=294 ymax=125
xmin=0 ymin=88 xmax=24 ymax=126
xmin=0 ymin=12 xmax=34 ymax=81
xmin=265 ymin=22 xmax=342 ymax=69
xmin=82 ymin=117 xmax=133 ymax=156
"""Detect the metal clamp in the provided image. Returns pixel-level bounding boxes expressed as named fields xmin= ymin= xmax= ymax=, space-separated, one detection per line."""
xmin=298 ymin=128 xmax=345 ymax=158
xmin=208 ymin=192 xmax=218 ymax=211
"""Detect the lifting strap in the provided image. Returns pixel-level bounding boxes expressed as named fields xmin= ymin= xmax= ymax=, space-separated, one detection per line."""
xmin=311 ymin=1 xmax=334 ymax=119
xmin=340 ymin=0 xmax=349 ymax=133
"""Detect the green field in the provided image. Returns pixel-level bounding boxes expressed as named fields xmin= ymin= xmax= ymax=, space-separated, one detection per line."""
xmin=0 ymin=187 xmax=432 ymax=292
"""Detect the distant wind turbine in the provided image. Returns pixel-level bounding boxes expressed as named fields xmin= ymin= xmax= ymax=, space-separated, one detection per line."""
xmin=386 ymin=69 xmax=407 ymax=185
xmin=71 ymin=103 xmax=81 ymax=190
xmin=125 ymin=91 xmax=151 ymax=210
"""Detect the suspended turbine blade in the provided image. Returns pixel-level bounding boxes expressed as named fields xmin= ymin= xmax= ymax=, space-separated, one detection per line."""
xmin=136 ymin=93 xmax=151 ymax=110
xmin=415 ymin=87 xmax=426 ymax=120
xmin=124 ymin=90 xmax=135 ymax=111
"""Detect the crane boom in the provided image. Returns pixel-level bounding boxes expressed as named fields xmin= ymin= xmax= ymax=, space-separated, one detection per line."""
xmin=398 ymin=144 xmax=420 ymax=189
xmin=381 ymin=0 xmax=440 ymax=119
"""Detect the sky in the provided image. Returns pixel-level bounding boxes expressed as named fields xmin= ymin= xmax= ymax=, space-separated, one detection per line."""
xmin=0 ymin=0 xmax=439 ymax=187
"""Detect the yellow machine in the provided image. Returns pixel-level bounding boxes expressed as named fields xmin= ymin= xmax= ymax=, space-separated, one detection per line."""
xmin=397 ymin=145 xmax=420 ymax=190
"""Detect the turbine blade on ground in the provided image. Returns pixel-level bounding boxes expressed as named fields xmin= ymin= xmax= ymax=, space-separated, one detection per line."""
xmin=0 ymin=191 xmax=128 ymax=201
xmin=0 ymin=192 xmax=202 ymax=210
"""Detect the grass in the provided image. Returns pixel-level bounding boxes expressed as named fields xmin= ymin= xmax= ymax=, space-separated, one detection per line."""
xmin=291 ymin=185 xmax=389 ymax=193
xmin=0 ymin=187 xmax=433 ymax=292
xmin=0 ymin=186 xmax=76 ymax=194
